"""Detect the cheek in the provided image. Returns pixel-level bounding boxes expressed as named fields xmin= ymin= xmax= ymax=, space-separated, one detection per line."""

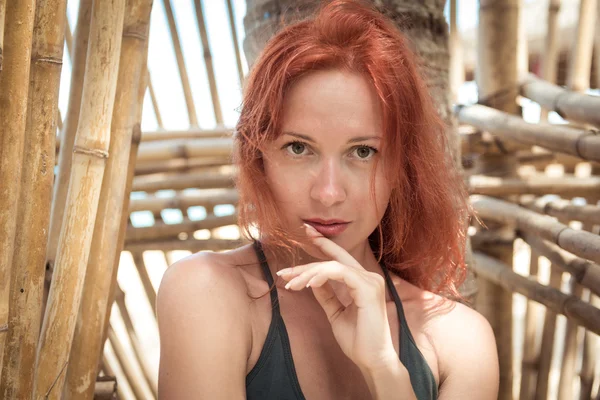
xmin=263 ymin=158 xmax=308 ymax=205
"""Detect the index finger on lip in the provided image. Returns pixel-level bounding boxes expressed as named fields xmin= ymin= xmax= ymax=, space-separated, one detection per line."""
xmin=303 ymin=224 xmax=363 ymax=270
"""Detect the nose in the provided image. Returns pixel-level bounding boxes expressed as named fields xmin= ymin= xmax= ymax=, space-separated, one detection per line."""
xmin=310 ymin=158 xmax=347 ymax=207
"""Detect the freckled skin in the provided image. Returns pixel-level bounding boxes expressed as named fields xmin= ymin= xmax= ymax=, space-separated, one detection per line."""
xmin=262 ymin=69 xmax=392 ymax=271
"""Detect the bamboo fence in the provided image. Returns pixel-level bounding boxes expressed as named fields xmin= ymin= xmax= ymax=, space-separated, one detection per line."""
xmin=0 ymin=0 xmax=38 ymax=393
xmin=1 ymin=0 xmax=68 ymax=398
xmin=1 ymin=0 xmax=600 ymax=398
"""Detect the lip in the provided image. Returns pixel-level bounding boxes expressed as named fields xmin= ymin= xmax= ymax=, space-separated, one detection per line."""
xmin=303 ymin=219 xmax=350 ymax=237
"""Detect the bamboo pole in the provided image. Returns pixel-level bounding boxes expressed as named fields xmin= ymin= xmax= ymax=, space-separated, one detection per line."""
xmin=63 ymin=1 xmax=153 ymax=398
xmin=131 ymin=168 xmax=236 ymax=192
xmin=102 ymin=350 xmax=135 ymax=400
xmin=147 ymin=71 xmax=164 ymax=128
xmin=142 ymin=127 xmax=232 ymax=141
xmin=225 ymin=0 xmax=244 ymax=85
xmin=114 ymin=286 xmax=157 ymax=397
xmin=539 ymin=0 xmax=561 ymax=121
xmin=33 ymin=0 xmax=126 ymax=397
xmin=56 ymin=126 xmax=234 ymax=153
xmin=107 ymin=327 xmax=153 ymax=400
xmin=100 ymin=38 xmax=148 ymax=363
xmin=128 ymin=188 xmax=238 ymax=213
xmin=0 ymin=0 xmax=68 ymax=397
xmin=534 ymin=263 xmax=563 ymax=400
xmin=456 ymin=104 xmax=600 ymax=161
xmin=124 ymin=237 xmax=246 ymax=253
xmin=125 ymin=213 xmax=238 ymax=242
xmin=469 ymin=174 xmax=600 ymax=197
xmin=448 ymin=0 xmax=463 ymax=103
xmin=519 ymin=196 xmax=600 ymax=225
xmin=475 ymin=2 xmax=520 ymax=397
xmin=521 ymin=232 xmax=600 ymax=297
xmin=162 ymin=0 xmax=198 ymax=126
xmin=131 ymin=252 xmax=157 ymax=317
xmin=472 ymin=252 xmax=600 ymax=334
xmin=518 ymin=249 xmax=541 ymax=400
xmin=193 ymin=0 xmax=223 ymax=125
xmin=580 ymin=293 xmax=600 ymax=399
xmin=46 ymin=0 xmax=93 ymax=288
xmin=557 ymin=278 xmax=585 ymax=400
xmin=93 ymin=377 xmax=117 ymax=400
xmin=135 ymin=155 xmax=231 ymax=175
xmin=0 ymin=0 xmax=6 ymax=72
xmin=64 ymin=12 xmax=73 ymax=60
xmin=520 ymin=73 xmax=600 ymax=127
xmin=0 ymin=0 xmax=37 ymax=378
xmin=472 ymin=195 xmax=600 ymax=265
xmin=568 ymin=0 xmax=597 ymax=92
xmin=136 ymin=137 xmax=233 ymax=162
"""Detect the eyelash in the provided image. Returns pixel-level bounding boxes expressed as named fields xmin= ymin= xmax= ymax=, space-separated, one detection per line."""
xmin=282 ymin=140 xmax=379 ymax=162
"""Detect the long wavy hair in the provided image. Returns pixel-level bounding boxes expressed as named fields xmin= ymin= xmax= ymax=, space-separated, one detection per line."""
xmin=233 ymin=0 xmax=471 ymax=301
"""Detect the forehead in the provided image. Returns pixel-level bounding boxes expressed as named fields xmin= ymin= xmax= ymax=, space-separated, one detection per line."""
xmin=280 ymin=69 xmax=383 ymax=141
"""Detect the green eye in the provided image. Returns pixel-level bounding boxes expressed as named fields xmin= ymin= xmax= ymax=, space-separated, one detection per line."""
xmin=353 ymin=146 xmax=377 ymax=160
xmin=287 ymin=141 xmax=307 ymax=155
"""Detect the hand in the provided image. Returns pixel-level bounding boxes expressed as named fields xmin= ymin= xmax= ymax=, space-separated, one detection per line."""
xmin=277 ymin=224 xmax=397 ymax=371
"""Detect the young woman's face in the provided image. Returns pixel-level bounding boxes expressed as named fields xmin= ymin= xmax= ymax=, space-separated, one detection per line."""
xmin=262 ymin=69 xmax=392 ymax=252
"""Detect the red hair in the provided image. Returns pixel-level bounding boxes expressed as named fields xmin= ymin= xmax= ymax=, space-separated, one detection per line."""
xmin=234 ymin=0 xmax=470 ymax=301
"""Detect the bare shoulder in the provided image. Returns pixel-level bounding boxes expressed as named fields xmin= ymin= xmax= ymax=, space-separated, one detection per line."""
xmin=420 ymin=293 xmax=499 ymax=399
xmin=156 ymin=247 xmax=254 ymax=399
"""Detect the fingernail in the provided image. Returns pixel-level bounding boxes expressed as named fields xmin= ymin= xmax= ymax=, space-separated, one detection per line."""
xmin=276 ymin=269 xmax=290 ymax=276
xmin=284 ymin=282 xmax=292 ymax=290
xmin=303 ymin=223 xmax=320 ymax=237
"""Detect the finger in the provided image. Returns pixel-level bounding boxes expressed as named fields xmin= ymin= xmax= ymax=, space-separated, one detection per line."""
xmin=284 ymin=267 xmax=322 ymax=290
xmin=303 ymin=224 xmax=363 ymax=269
xmin=276 ymin=261 xmax=323 ymax=280
xmin=308 ymin=281 xmax=346 ymax=322
xmin=304 ymin=262 xmax=378 ymax=308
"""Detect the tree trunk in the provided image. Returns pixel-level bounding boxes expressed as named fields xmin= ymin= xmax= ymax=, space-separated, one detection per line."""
xmin=243 ymin=0 xmax=477 ymax=300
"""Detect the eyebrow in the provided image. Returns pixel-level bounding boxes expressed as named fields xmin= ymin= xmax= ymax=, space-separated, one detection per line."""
xmin=282 ymin=131 xmax=381 ymax=144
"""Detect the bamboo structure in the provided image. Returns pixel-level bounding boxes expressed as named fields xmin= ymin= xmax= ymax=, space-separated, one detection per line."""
xmin=63 ymin=1 xmax=153 ymax=398
xmin=46 ymin=0 xmax=93 ymax=290
xmin=474 ymin=1 xmax=520 ymax=398
xmin=193 ymin=0 xmax=223 ymax=125
xmin=567 ymin=0 xmax=597 ymax=93
xmin=0 ymin=0 xmax=68 ymax=398
xmin=2 ymin=0 xmax=599 ymax=398
xmin=0 ymin=0 xmax=37 ymax=379
xmin=162 ymin=0 xmax=198 ymax=126
xmin=33 ymin=1 xmax=126 ymax=397
xmin=0 ymin=0 xmax=5 ymax=71
xmin=520 ymin=73 xmax=600 ymax=127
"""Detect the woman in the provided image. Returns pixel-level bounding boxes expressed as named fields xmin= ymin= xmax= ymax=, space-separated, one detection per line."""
xmin=157 ymin=1 xmax=499 ymax=399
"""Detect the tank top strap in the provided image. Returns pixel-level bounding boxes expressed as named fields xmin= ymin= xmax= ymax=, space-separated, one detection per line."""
xmin=252 ymin=240 xmax=281 ymax=315
xmin=380 ymin=263 xmax=413 ymax=361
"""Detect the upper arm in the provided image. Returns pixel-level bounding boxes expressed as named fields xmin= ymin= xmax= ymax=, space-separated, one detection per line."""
xmin=157 ymin=254 xmax=251 ymax=399
xmin=434 ymin=303 xmax=499 ymax=400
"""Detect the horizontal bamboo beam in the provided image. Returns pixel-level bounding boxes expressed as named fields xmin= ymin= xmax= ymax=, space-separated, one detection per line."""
xmin=471 ymin=195 xmax=600 ymax=264
xmin=521 ymin=232 xmax=600 ymax=297
xmin=136 ymin=137 xmax=232 ymax=163
xmin=124 ymin=238 xmax=247 ymax=253
xmin=93 ymin=377 xmax=117 ymax=400
xmin=473 ymin=252 xmax=600 ymax=335
xmin=456 ymin=104 xmax=600 ymax=161
xmin=55 ymin=127 xmax=233 ymax=152
xmin=141 ymin=127 xmax=232 ymax=141
xmin=520 ymin=73 xmax=600 ymax=127
xmin=519 ymin=197 xmax=600 ymax=224
xmin=128 ymin=188 xmax=238 ymax=213
xmin=134 ymin=156 xmax=231 ymax=176
xmin=469 ymin=175 xmax=600 ymax=197
xmin=125 ymin=214 xmax=238 ymax=242
xmin=131 ymin=169 xmax=235 ymax=192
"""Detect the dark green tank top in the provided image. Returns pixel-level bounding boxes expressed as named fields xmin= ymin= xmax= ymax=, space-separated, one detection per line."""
xmin=246 ymin=241 xmax=438 ymax=399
